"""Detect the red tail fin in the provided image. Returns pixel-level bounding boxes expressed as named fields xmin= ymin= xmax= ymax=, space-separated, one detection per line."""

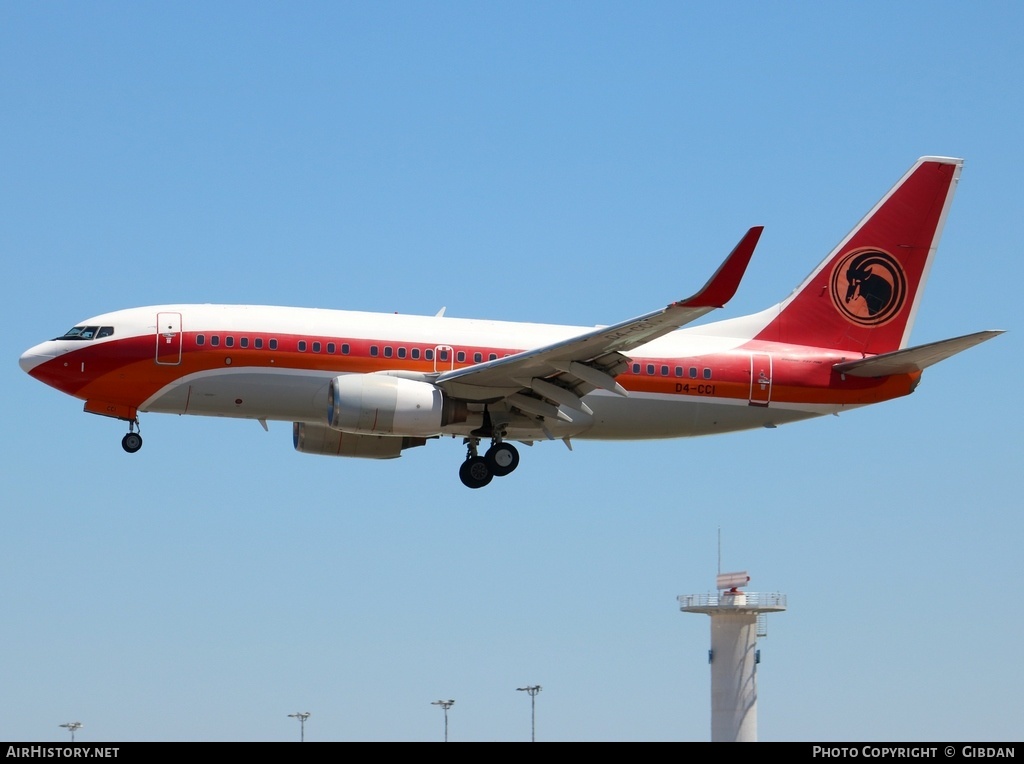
xmin=753 ymin=157 xmax=962 ymax=354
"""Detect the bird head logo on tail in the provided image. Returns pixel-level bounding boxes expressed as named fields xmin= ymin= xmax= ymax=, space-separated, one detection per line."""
xmin=831 ymin=248 xmax=908 ymax=327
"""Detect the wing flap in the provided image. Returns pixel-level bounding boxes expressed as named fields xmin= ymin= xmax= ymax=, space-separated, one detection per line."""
xmin=834 ymin=330 xmax=1004 ymax=378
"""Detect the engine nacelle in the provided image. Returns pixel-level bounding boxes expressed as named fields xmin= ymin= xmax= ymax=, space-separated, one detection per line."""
xmin=293 ymin=422 xmax=427 ymax=460
xmin=327 ymin=374 xmax=466 ymax=436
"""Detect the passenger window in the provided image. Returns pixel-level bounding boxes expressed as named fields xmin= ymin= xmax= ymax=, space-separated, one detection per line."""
xmin=269 ymin=339 xmax=278 ymax=350
xmin=439 ymin=349 xmax=448 ymax=361
xmin=298 ymin=340 xmax=307 ymax=351
xmin=704 ymin=368 xmax=712 ymax=379
xmin=370 ymin=346 xmax=379 ymax=357
xmin=255 ymin=338 xmax=263 ymax=349
xmin=327 ymin=342 xmax=336 ymax=354
xmin=240 ymin=337 xmax=249 ymax=348
xmin=425 ymin=349 xmax=434 ymax=361
xmin=632 ymin=363 xmax=640 ymax=374
xmin=457 ymin=351 xmax=466 ymax=363
xmin=646 ymin=364 xmax=655 ymax=375
xmin=226 ymin=336 xmax=234 ymax=348
xmin=489 ymin=353 xmax=497 ymax=361
xmin=675 ymin=366 xmax=682 ymax=377
xmin=384 ymin=346 xmax=393 ymax=358
xmin=661 ymin=365 xmax=669 ymax=376
xmin=211 ymin=336 xmax=220 ymax=347
xmin=313 ymin=341 xmax=322 ymax=353
xmin=689 ymin=367 xmax=697 ymax=378
xmin=398 ymin=347 xmax=407 ymax=359
xmin=197 ymin=334 xmax=205 ymax=346
xmin=341 ymin=343 xmax=350 ymax=355
xmin=411 ymin=348 xmax=420 ymax=360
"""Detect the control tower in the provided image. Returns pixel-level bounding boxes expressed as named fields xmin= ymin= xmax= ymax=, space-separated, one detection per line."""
xmin=678 ymin=571 xmax=786 ymax=742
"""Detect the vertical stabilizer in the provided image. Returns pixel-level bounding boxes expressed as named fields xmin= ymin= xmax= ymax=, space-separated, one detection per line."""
xmin=752 ymin=157 xmax=962 ymax=354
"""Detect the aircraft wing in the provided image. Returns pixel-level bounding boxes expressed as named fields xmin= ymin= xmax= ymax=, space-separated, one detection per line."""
xmin=435 ymin=227 xmax=762 ymax=410
xmin=833 ymin=330 xmax=1004 ymax=378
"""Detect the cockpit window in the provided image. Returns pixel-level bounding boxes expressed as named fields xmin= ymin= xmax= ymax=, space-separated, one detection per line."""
xmin=57 ymin=326 xmax=100 ymax=341
xmin=55 ymin=325 xmax=114 ymax=341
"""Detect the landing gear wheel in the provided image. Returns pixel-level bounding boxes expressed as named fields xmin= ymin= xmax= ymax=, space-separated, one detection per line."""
xmin=459 ymin=456 xmax=493 ymax=489
xmin=485 ymin=442 xmax=520 ymax=477
xmin=121 ymin=432 xmax=143 ymax=453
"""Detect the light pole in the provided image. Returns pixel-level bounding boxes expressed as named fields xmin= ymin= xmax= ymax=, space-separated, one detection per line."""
xmin=59 ymin=722 xmax=82 ymax=743
xmin=431 ymin=699 xmax=454 ymax=742
xmin=516 ymin=685 xmax=542 ymax=742
xmin=288 ymin=712 xmax=311 ymax=742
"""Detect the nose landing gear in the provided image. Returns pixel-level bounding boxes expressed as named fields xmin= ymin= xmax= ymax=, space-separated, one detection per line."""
xmin=121 ymin=419 xmax=142 ymax=453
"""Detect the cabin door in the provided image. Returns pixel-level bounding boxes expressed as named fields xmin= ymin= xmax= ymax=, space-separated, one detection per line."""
xmin=748 ymin=352 xmax=772 ymax=407
xmin=155 ymin=312 xmax=183 ymax=365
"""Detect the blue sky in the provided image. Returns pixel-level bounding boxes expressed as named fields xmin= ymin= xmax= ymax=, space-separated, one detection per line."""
xmin=2 ymin=1 xmax=1020 ymax=742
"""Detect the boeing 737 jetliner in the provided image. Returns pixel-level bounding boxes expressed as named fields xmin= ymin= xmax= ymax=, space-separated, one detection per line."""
xmin=20 ymin=157 xmax=1002 ymax=487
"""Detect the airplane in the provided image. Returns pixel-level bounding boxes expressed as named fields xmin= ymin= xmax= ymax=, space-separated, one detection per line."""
xmin=19 ymin=156 xmax=1002 ymax=488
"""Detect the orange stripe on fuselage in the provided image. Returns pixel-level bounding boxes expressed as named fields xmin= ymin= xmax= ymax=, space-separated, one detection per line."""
xmin=619 ymin=375 xmax=917 ymax=405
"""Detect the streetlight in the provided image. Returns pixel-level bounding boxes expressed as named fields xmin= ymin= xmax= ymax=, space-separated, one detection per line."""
xmin=431 ymin=699 xmax=454 ymax=742
xmin=516 ymin=685 xmax=542 ymax=742
xmin=288 ymin=712 xmax=311 ymax=742
xmin=59 ymin=722 xmax=82 ymax=743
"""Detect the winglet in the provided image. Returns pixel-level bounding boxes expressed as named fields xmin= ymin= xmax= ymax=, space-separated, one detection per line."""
xmin=675 ymin=226 xmax=762 ymax=309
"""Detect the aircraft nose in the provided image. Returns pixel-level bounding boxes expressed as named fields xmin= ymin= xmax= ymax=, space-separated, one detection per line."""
xmin=19 ymin=343 xmax=54 ymax=374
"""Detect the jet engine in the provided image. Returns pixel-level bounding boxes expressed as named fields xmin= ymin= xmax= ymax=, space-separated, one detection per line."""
xmin=327 ymin=374 xmax=467 ymax=436
xmin=293 ymin=422 xmax=427 ymax=459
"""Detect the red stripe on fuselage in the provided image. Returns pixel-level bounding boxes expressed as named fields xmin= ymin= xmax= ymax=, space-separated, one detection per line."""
xmin=28 ymin=330 xmax=919 ymax=413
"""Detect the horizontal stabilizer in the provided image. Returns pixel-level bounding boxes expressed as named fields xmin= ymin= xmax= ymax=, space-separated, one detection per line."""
xmin=833 ymin=330 xmax=1004 ymax=378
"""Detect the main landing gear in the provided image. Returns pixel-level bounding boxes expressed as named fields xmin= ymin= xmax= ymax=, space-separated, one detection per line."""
xmin=459 ymin=437 xmax=521 ymax=489
xmin=121 ymin=419 xmax=143 ymax=453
